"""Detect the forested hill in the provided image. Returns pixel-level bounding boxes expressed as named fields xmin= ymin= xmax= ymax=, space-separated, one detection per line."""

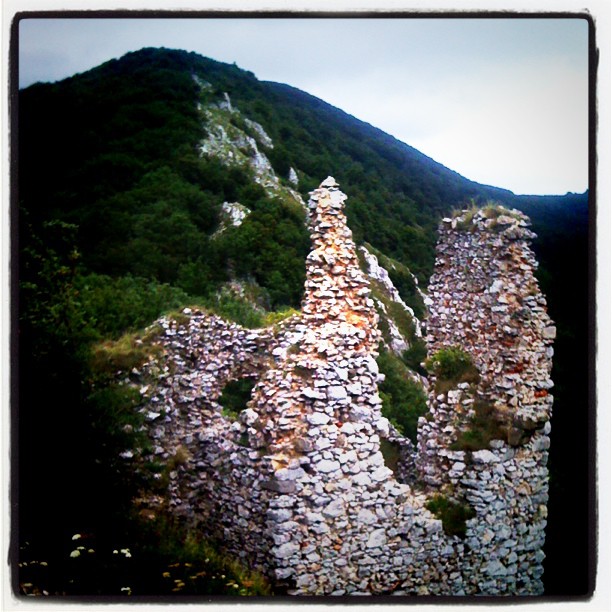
xmin=20 ymin=46 xmax=586 ymax=290
xmin=15 ymin=46 xmax=591 ymax=597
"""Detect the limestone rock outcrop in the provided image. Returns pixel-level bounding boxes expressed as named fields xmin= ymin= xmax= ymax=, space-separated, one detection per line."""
xmin=195 ymin=85 xmax=304 ymax=207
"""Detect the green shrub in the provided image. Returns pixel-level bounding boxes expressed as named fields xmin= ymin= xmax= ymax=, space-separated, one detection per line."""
xmin=377 ymin=350 xmax=428 ymax=441
xmin=380 ymin=438 xmax=401 ymax=477
xmin=76 ymin=273 xmax=193 ymax=339
xmin=402 ymin=338 xmax=428 ymax=374
xmin=205 ymin=291 xmax=264 ymax=329
xmin=425 ymin=346 xmax=479 ymax=392
xmin=425 ymin=494 xmax=476 ymax=538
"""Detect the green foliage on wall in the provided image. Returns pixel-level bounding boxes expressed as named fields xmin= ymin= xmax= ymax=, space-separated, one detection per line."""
xmin=450 ymin=399 xmax=507 ymax=452
xmin=402 ymin=338 xmax=428 ymax=375
xmin=425 ymin=494 xmax=476 ymax=538
xmin=377 ymin=350 xmax=428 ymax=441
xmin=425 ymin=346 xmax=480 ymax=392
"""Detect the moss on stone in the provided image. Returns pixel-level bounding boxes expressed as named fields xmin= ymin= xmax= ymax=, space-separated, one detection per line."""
xmin=450 ymin=399 xmax=508 ymax=451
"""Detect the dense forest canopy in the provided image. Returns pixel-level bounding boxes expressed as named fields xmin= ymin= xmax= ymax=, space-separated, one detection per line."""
xmin=15 ymin=47 xmax=591 ymax=597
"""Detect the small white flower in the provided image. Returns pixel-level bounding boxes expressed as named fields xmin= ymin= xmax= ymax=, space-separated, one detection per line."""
xmin=70 ymin=550 xmax=81 ymax=558
xmin=120 ymin=586 xmax=132 ymax=595
xmin=113 ymin=549 xmax=119 ymax=555
xmin=71 ymin=534 xmax=81 ymax=541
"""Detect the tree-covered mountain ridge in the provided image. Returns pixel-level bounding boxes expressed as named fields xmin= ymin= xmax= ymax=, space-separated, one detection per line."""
xmin=16 ymin=46 xmax=590 ymax=597
xmin=19 ymin=47 xmax=587 ymax=288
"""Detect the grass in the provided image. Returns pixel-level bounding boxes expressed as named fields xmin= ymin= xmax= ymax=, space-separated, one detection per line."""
xmin=450 ymin=201 xmax=524 ymax=232
xmin=370 ymin=280 xmax=419 ymax=351
xmin=387 ymin=300 xmax=418 ymax=344
xmin=262 ymin=307 xmax=300 ymax=327
xmin=155 ymin=446 xmax=192 ymax=490
xmin=140 ymin=515 xmax=272 ymax=596
xmin=451 ymin=205 xmax=479 ymax=231
xmin=18 ymin=513 xmax=272 ymax=597
xmin=165 ymin=309 xmax=192 ymax=327
xmin=373 ymin=298 xmax=392 ymax=346
xmin=88 ymin=325 xmax=164 ymax=376
xmin=361 ymin=242 xmax=427 ymax=321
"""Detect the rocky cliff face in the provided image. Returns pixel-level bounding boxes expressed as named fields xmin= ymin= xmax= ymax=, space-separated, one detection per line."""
xmin=125 ymin=181 xmax=554 ymax=596
xmin=196 ymin=82 xmax=304 ymax=206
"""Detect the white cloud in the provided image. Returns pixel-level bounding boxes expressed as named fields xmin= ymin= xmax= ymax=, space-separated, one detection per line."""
xmin=403 ymin=58 xmax=588 ymax=194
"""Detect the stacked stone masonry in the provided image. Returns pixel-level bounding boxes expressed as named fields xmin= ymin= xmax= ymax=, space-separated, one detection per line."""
xmin=130 ymin=180 xmax=554 ymax=596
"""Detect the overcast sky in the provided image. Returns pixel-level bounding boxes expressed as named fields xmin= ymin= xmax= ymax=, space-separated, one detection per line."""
xmin=17 ymin=16 xmax=589 ymax=195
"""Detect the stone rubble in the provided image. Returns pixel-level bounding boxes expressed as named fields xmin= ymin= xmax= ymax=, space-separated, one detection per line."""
xmin=127 ymin=184 xmax=554 ymax=596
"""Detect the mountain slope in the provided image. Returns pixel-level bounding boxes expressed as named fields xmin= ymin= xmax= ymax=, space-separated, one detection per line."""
xmin=15 ymin=47 xmax=591 ymax=596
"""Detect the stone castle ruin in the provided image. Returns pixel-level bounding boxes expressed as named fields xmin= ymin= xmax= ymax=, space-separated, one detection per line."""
xmin=129 ymin=178 xmax=555 ymax=595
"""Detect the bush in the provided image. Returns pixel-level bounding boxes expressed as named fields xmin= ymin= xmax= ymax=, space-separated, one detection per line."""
xmin=380 ymin=438 xmax=402 ymax=478
xmin=205 ymin=291 xmax=264 ymax=329
xmin=77 ymin=273 xmax=191 ymax=339
xmin=425 ymin=494 xmax=476 ymax=538
xmin=377 ymin=350 xmax=428 ymax=441
xmin=402 ymin=338 xmax=428 ymax=374
xmin=425 ymin=346 xmax=479 ymax=392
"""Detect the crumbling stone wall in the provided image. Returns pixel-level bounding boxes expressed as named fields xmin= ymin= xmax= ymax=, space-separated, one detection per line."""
xmin=130 ymin=310 xmax=310 ymax=570
xmin=416 ymin=207 xmax=555 ymax=594
xmin=131 ymin=180 xmax=554 ymax=596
